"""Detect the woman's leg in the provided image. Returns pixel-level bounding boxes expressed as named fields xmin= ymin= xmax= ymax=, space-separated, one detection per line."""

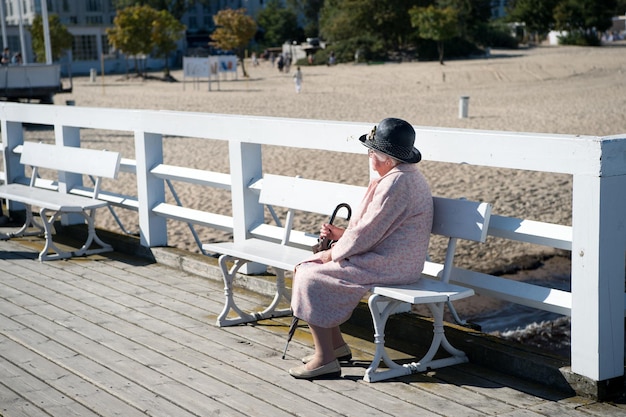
xmin=306 ymin=324 xmax=346 ymax=369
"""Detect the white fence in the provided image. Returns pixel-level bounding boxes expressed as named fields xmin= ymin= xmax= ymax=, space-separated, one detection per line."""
xmin=1 ymin=102 xmax=625 ymax=391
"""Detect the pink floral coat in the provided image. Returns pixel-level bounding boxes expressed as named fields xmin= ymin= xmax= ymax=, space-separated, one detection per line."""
xmin=291 ymin=163 xmax=433 ymax=328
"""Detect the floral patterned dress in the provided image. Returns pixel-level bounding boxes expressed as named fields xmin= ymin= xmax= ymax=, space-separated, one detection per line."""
xmin=291 ymin=163 xmax=433 ymax=328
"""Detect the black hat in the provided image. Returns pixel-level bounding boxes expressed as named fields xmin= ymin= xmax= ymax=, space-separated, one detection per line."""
xmin=359 ymin=118 xmax=421 ymax=164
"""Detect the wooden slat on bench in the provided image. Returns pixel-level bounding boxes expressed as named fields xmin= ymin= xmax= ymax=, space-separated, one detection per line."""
xmin=0 ymin=184 xmax=108 ymax=212
xmin=20 ymin=142 xmax=121 ymax=179
xmin=203 ymin=238 xmax=310 ymax=271
xmin=372 ymin=277 xmax=474 ymax=304
xmin=258 ymin=174 xmax=364 ymax=216
xmin=152 ymin=203 xmax=233 ymax=232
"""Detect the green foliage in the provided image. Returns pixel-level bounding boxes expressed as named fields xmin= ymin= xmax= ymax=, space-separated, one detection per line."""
xmin=507 ymin=0 xmax=616 ymax=44
xmin=152 ymin=9 xmax=186 ymax=73
xmin=211 ymin=8 xmax=257 ymax=77
xmin=320 ymin=0 xmax=422 ymax=51
xmin=506 ymin=0 xmax=558 ymax=36
xmin=30 ymin=14 xmax=73 ymax=62
xmin=257 ymin=0 xmax=301 ymax=48
xmin=286 ymin=0 xmax=324 ymax=38
xmin=472 ymin=20 xmax=520 ymax=48
xmin=409 ymin=5 xmax=459 ymax=64
xmin=107 ymin=5 xmax=185 ymax=77
xmin=557 ymin=31 xmax=601 ymax=46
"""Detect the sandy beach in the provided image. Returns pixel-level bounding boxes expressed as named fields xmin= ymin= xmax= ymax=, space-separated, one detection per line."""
xmin=22 ymin=42 xmax=626 ymax=276
xmin=12 ymin=42 xmax=626 ymax=345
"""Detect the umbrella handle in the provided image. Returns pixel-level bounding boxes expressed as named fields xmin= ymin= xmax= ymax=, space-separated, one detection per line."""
xmin=328 ymin=203 xmax=351 ymax=225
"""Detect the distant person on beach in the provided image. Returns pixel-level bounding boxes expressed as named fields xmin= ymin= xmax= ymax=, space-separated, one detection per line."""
xmin=277 ymin=55 xmax=284 ymax=72
xmin=1 ymin=48 xmax=10 ymax=65
xmin=288 ymin=118 xmax=433 ymax=379
xmin=293 ymin=66 xmax=303 ymax=93
xmin=328 ymin=51 xmax=336 ymax=66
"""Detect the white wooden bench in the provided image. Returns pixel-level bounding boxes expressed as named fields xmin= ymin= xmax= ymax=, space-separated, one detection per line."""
xmin=203 ymin=174 xmax=363 ymax=327
xmin=203 ymin=173 xmax=493 ymax=383
xmin=0 ymin=142 xmax=121 ymax=261
xmin=364 ymin=197 xmax=492 ymax=382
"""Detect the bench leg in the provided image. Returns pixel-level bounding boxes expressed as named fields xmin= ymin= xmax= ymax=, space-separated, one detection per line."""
xmin=38 ymin=208 xmax=113 ymax=262
xmin=72 ymin=209 xmax=113 ymax=257
xmin=364 ymin=294 xmax=469 ymax=383
xmin=216 ymin=254 xmax=291 ymax=327
xmin=3 ymin=204 xmax=46 ymax=239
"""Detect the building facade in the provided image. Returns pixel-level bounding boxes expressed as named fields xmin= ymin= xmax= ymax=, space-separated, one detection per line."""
xmin=0 ymin=0 xmax=266 ymax=75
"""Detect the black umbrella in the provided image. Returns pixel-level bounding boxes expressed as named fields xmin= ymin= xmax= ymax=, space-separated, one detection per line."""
xmin=281 ymin=203 xmax=352 ymax=359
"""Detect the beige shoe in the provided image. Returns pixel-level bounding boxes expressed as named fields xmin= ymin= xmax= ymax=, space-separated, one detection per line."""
xmin=289 ymin=359 xmax=341 ymax=380
xmin=301 ymin=344 xmax=352 ymax=364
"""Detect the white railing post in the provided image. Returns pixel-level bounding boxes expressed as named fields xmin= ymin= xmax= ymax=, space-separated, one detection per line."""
xmin=135 ymin=131 xmax=167 ymax=247
xmin=1 ymin=119 xmax=24 ymax=211
xmin=55 ymin=125 xmax=83 ymax=225
xmin=571 ymin=172 xmax=626 ymax=382
xmin=229 ymin=140 xmax=265 ymax=274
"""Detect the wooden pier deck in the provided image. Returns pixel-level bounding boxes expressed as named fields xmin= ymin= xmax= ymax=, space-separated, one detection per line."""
xmin=1 ymin=235 xmax=625 ymax=417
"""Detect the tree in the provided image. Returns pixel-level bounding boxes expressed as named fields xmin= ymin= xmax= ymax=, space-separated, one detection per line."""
xmin=319 ymin=0 xmax=423 ymax=62
xmin=410 ymin=5 xmax=459 ymax=65
xmin=30 ymin=14 xmax=73 ymax=62
xmin=553 ymin=0 xmax=616 ymax=35
xmin=210 ymin=8 xmax=257 ymax=77
xmin=257 ymin=0 xmax=301 ymax=48
xmin=152 ymin=9 xmax=186 ymax=77
xmin=287 ymin=0 xmax=325 ymax=38
xmin=107 ymin=5 xmax=157 ymax=76
xmin=506 ymin=0 xmax=559 ymax=41
xmin=108 ymin=5 xmax=184 ymax=78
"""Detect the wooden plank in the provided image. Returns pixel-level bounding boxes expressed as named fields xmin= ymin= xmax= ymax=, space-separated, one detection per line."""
xmin=432 ymin=197 xmax=491 ymax=242
xmin=0 ymin=184 xmax=108 ymax=211
xmin=152 ymin=202 xmax=234 ymax=231
xmin=488 ymin=214 xmax=572 ymax=250
xmin=259 ymin=174 xmax=364 ymax=216
xmin=203 ymin=239 xmax=311 ymax=271
xmin=448 ymin=267 xmax=572 ymax=315
xmin=20 ymin=142 xmax=121 ymax=179
xmin=150 ymin=164 xmax=231 ymax=189
xmin=372 ymin=278 xmax=474 ymax=304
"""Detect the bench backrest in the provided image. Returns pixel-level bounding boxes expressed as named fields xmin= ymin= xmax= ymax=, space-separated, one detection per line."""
xmin=258 ymin=174 xmax=364 ymax=217
xmin=431 ymin=197 xmax=492 ymax=284
xmin=255 ymin=174 xmax=364 ymax=246
xmin=431 ymin=197 xmax=491 ymax=242
xmin=20 ymin=142 xmax=121 ymax=179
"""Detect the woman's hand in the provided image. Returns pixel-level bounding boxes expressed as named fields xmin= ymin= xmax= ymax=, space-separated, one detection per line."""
xmin=320 ymin=223 xmax=344 ymax=241
xmin=319 ymin=248 xmax=333 ymax=263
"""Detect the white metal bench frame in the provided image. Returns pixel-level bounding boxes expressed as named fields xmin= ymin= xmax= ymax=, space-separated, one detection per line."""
xmin=204 ymin=174 xmax=493 ymax=383
xmin=364 ymin=198 xmax=492 ymax=382
xmin=0 ymin=142 xmax=121 ymax=261
xmin=204 ymin=174 xmax=363 ymax=327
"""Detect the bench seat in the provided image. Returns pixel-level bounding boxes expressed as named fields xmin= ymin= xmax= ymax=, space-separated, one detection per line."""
xmin=0 ymin=183 xmax=108 ymax=212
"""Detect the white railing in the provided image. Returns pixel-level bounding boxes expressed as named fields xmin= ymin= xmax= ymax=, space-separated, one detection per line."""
xmin=1 ymin=102 xmax=625 ymax=389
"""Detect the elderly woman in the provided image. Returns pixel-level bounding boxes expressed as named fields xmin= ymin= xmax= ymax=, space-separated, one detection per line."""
xmin=289 ymin=117 xmax=434 ymax=379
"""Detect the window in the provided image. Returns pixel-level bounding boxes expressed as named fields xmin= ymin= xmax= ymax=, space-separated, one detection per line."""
xmin=72 ymin=35 xmax=98 ymax=61
xmin=86 ymin=0 xmax=102 ymax=12
xmin=86 ymin=15 xmax=103 ymax=24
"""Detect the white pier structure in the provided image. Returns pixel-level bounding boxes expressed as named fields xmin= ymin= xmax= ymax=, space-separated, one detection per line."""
xmin=1 ymin=102 xmax=624 ymax=397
